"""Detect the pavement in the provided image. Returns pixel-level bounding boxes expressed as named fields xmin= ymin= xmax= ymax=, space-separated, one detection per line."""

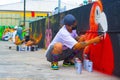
xmin=0 ymin=41 xmax=120 ymax=80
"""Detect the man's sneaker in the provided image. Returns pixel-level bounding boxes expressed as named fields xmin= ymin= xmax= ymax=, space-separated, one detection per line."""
xmin=51 ymin=62 xmax=59 ymax=70
xmin=63 ymin=61 xmax=74 ymax=67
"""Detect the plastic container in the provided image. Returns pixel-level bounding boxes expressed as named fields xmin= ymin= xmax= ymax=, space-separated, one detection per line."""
xmin=87 ymin=61 xmax=93 ymax=72
xmin=76 ymin=60 xmax=82 ymax=74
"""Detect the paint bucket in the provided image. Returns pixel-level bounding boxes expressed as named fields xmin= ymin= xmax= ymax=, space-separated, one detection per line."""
xmin=74 ymin=58 xmax=79 ymax=68
xmin=16 ymin=45 xmax=22 ymax=51
xmin=87 ymin=61 xmax=93 ymax=72
xmin=28 ymin=46 xmax=31 ymax=51
xmin=83 ymin=59 xmax=89 ymax=70
xmin=76 ymin=60 xmax=82 ymax=74
xmin=31 ymin=46 xmax=34 ymax=51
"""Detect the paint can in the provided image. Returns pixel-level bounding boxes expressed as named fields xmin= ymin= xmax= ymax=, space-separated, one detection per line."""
xmin=84 ymin=59 xmax=89 ymax=70
xmin=31 ymin=46 xmax=34 ymax=51
xmin=76 ymin=60 xmax=82 ymax=74
xmin=16 ymin=45 xmax=21 ymax=51
xmin=74 ymin=58 xmax=79 ymax=68
xmin=87 ymin=61 xmax=93 ymax=72
xmin=28 ymin=46 xmax=31 ymax=51
xmin=16 ymin=45 xmax=19 ymax=51
xmin=25 ymin=46 xmax=29 ymax=51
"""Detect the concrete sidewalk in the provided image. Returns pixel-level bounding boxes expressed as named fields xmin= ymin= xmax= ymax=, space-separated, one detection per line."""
xmin=0 ymin=41 xmax=119 ymax=80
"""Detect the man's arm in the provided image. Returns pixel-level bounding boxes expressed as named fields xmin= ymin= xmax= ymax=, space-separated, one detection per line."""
xmin=75 ymin=35 xmax=85 ymax=42
xmin=73 ymin=35 xmax=102 ymax=50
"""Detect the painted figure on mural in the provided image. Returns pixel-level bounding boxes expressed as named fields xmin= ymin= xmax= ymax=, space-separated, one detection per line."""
xmin=14 ymin=25 xmax=30 ymax=45
xmin=45 ymin=14 xmax=103 ymax=70
xmin=2 ymin=26 xmax=13 ymax=41
xmin=82 ymin=0 xmax=114 ymax=74
xmin=45 ymin=18 xmax=52 ymax=48
xmin=13 ymin=24 xmax=40 ymax=47
xmin=2 ymin=26 xmax=17 ymax=42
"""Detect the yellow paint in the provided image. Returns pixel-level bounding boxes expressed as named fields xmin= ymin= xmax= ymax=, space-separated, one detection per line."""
xmin=0 ymin=11 xmax=48 ymax=18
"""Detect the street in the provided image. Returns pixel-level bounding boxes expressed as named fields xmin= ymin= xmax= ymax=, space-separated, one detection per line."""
xmin=0 ymin=41 xmax=119 ymax=80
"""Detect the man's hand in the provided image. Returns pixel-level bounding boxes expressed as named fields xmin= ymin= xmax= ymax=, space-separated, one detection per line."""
xmin=92 ymin=35 xmax=104 ymax=43
xmin=85 ymin=35 xmax=104 ymax=46
xmin=92 ymin=36 xmax=101 ymax=43
xmin=73 ymin=35 xmax=103 ymax=51
xmin=78 ymin=35 xmax=85 ymax=42
xmin=73 ymin=42 xmax=87 ymax=50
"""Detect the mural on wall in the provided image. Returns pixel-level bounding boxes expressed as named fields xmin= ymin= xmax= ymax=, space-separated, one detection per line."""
xmin=30 ymin=0 xmax=120 ymax=77
xmin=83 ymin=0 xmax=114 ymax=74
xmin=30 ymin=21 xmax=38 ymax=39
xmin=0 ymin=26 xmax=5 ymax=40
xmin=45 ymin=15 xmax=60 ymax=48
xmin=59 ymin=13 xmax=66 ymax=27
xmin=33 ymin=22 xmax=38 ymax=39
xmin=45 ymin=18 xmax=52 ymax=48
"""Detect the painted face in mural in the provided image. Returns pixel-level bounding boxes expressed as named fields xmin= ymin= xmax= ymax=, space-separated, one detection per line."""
xmin=95 ymin=7 xmax=108 ymax=35
xmin=95 ymin=6 xmax=101 ymax=24
xmin=90 ymin=0 xmax=108 ymax=34
xmin=99 ymin=12 xmax=108 ymax=33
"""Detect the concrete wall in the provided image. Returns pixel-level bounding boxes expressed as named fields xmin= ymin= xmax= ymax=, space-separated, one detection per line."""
xmin=0 ymin=11 xmax=48 ymax=27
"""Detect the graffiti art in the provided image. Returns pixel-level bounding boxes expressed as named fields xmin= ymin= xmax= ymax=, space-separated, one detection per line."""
xmin=30 ymin=0 xmax=120 ymax=77
xmin=45 ymin=18 xmax=52 ymax=48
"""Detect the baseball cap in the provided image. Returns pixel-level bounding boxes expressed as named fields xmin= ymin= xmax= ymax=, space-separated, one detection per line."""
xmin=62 ymin=14 xmax=76 ymax=26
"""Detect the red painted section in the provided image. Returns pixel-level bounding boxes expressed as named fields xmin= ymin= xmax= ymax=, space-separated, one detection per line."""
xmin=83 ymin=0 xmax=114 ymax=75
xmin=89 ymin=34 xmax=114 ymax=74
xmin=31 ymin=11 xmax=35 ymax=17
xmin=100 ymin=34 xmax=114 ymax=74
